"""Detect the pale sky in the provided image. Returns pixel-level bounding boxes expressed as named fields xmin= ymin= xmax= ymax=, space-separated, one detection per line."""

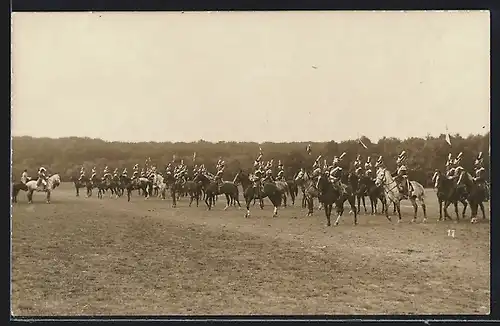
xmin=11 ymin=11 xmax=490 ymax=143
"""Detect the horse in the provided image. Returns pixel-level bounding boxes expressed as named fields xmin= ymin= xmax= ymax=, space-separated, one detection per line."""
xmin=286 ymin=179 xmax=299 ymax=205
xmin=357 ymin=175 xmax=386 ymax=215
xmin=456 ymin=170 xmax=487 ymax=224
xmin=331 ymin=171 xmax=359 ymax=225
xmin=121 ymin=176 xmax=151 ymax=202
xmin=12 ymin=181 xmax=29 ymax=203
xmin=315 ymin=173 xmax=340 ymax=226
xmin=97 ymin=176 xmax=119 ymax=199
xmin=163 ymin=172 xmax=181 ymax=207
xmin=193 ymin=173 xmax=240 ymax=210
xmin=233 ymin=170 xmax=282 ymax=218
xmin=431 ymin=170 xmax=468 ymax=222
xmin=295 ymin=170 xmax=321 ymax=216
xmin=183 ymin=180 xmax=203 ymax=207
xmin=375 ymin=168 xmax=427 ymax=223
xmin=24 ymin=174 xmax=61 ymax=204
xmin=274 ymin=179 xmax=291 ymax=207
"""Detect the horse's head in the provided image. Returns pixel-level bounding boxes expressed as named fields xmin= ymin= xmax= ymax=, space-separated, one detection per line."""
xmin=432 ymin=169 xmax=443 ymax=188
xmin=315 ymin=172 xmax=330 ymax=190
xmin=456 ymin=169 xmax=472 ymax=188
xmin=49 ymin=174 xmax=61 ymax=189
xmin=375 ymin=168 xmax=388 ymax=187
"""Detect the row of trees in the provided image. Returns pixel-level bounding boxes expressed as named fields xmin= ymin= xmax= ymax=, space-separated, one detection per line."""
xmin=12 ymin=133 xmax=490 ymax=187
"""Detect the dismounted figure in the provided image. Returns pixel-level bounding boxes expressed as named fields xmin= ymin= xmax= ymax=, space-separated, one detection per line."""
xmin=37 ymin=167 xmax=48 ymax=190
xmin=21 ymin=169 xmax=30 ymax=184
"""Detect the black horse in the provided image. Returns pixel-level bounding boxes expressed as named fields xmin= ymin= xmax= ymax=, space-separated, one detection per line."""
xmin=12 ymin=181 xmax=28 ymax=203
xmin=432 ymin=170 xmax=468 ymax=221
xmin=456 ymin=171 xmax=487 ymax=223
xmin=193 ymin=173 xmax=240 ymax=210
xmin=233 ymin=170 xmax=282 ymax=218
xmin=120 ymin=176 xmax=151 ymax=202
xmin=357 ymin=175 xmax=386 ymax=215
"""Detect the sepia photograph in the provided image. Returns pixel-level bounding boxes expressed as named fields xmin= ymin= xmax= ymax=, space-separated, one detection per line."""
xmin=11 ymin=11 xmax=490 ymax=316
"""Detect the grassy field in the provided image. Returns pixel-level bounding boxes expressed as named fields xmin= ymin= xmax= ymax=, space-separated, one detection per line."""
xmin=11 ymin=183 xmax=490 ymax=316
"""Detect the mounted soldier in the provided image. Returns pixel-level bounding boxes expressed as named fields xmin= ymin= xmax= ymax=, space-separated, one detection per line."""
xmin=122 ymin=168 xmax=128 ymax=178
xmin=21 ymin=169 xmax=30 ymax=184
xmin=103 ymin=166 xmax=112 ymax=181
xmin=474 ymin=152 xmax=489 ymax=199
xmin=353 ymin=154 xmax=362 ymax=171
xmin=78 ymin=166 xmax=86 ymax=181
xmin=90 ymin=167 xmax=97 ymax=182
xmin=113 ymin=168 xmax=119 ymax=179
xmin=276 ymin=160 xmax=285 ymax=181
xmin=445 ymin=153 xmax=455 ymax=177
xmin=37 ymin=166 xmax=48 ymax=191
xmin=330 ymin=164 xmax=347 ymax=194
xmin=133 ymin=164 xmax=139 ymax=175
xmin=312 ymin=155 xmax=322 ymax=179
xmin=374 ymin=155 xmax=384 ymax=171
xmin=264 ymin=168 xmax=275 ymax=183
xmin=395 ymin=150 xmax=413 ymax=198
xmin=364 ymin=156 xmax=374 ymax=180
xmin=214 ymin=161 xmax=225 ymax=190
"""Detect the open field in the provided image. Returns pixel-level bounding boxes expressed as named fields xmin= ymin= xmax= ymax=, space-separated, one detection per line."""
xmin=11 ymin=183 xmax=490 ymax=316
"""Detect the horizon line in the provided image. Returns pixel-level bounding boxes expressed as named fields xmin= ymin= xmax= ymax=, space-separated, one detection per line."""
xmin=11 ymin=131 xmax=490 ymax=145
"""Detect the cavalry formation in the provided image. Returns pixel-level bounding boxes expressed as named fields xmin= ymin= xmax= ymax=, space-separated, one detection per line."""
xmin=12 ymin=146 xmax=490 ymax=225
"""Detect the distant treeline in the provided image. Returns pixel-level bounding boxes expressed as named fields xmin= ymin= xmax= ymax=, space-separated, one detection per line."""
xmin=12 ymin=133 xmax=490 ymax=186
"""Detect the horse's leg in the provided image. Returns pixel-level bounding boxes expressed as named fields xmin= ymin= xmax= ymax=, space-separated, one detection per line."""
xmin=75 ymin=184 xmax=79 ymax=197
xmin=188 ymin=192 xmax=194 ymax=207
xmin=224 ymin=194 xmax=230 ymax=211
xmin=410 ymin=198 xmax=418 ymax=223
xmin=282 ymin=193 xmax=287 ymax=208
xmin=362 ymin=195 xmax=367 ymax=213
xmin=420 ymin=197 xmax=427 ymax=223
xmin=438 ymin=198 xmax=443 ymax=221
xmin=325 ymin=203 xmax=331 ymax=227
xmin=334 ymin=199 xmax=345 ymax=226
xmin=396 ymin=202 xmax=402 ymax=223
xmin=245 ymin=194 xmax=252 ymax=218
xmin=271 ymin=196 xmax=279 ymax=217
xmin=452 ymin=201 xmax=459 ymax=222
xmin=384 ymin=198 xmax=392 ymax=222
xmin=127 ymin=188 xmax=132 ymax=202
xmin=461 ymin=199 xmax=468 ymax=219
xmin=479 ymin=202 xmax=486 ymax=220
xmin=204 ymin=192 xmax=211 ymax=210
xmin=306 ymin=196 xmax=314 ymax=216
xmin=348 ymin=196 xmax=358 ymax=225
xmin=443 ymin=199 xmax=451 ymax=220
xmin=356 ymin=195 xmax=361 ymax=214
xmin=46 ymin=190 xmax=51 ymax=204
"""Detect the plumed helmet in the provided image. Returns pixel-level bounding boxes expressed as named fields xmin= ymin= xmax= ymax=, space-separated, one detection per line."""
xmin=339 ymin=152 xmax=347 ymax=160
xmin=477 ymin=152 xmax=483 ymax=160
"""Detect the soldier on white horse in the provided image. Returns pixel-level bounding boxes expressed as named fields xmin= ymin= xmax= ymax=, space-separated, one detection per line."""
xmin=276 ymin=160 xmax=285 ymax=181
xmin=395 ymin=150 xmax=413 ymax=199
xmin=37 ymin=167 xmax=48 ymax=191
xmin=21 ymin=169 xmax=30 ymax=184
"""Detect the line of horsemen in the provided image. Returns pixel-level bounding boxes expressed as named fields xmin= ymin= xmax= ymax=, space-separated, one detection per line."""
xmin=19 ymin=148 xmax=489 ymax=201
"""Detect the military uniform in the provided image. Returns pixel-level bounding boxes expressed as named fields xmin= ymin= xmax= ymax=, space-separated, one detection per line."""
xmin=21 ymin=170 xmax=29 ymax=184
xmin=79 ymin=167 xmax=86 ymax=181
xmin=37 ymin=167 xmax=48 ymax=189
xmin=90 ymin=167 xmax=97 ymax=181
xmin=353 ymin=154 xmax=362 ymax=171
xmin=122 ymin=168 xmax=128 ymax=178
xmin=396 ymin=151 xmax=412 ymax=197
xmin=474 ymin=152 xmax=489 ymax=199
xmin=364 ymin=156 xmax=374 ymax=179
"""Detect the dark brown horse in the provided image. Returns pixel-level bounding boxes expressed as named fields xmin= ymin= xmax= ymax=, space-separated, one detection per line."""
xmin=456 ymin=171 xmax=487 ymax=223
xmin=316 ymin=173 xmax=358 ymax=226
xmin=233 ymin=170 xmax=282 ymax=218
xmin=12 ymin=181 xmax=28 ymax=203
xmin=357 ymin=175 xmax=387 ymax=215
xmin=432 ymin=170 xmax=468 ymax=221
xmin=193 ymin=173 xmax=241 ymax=210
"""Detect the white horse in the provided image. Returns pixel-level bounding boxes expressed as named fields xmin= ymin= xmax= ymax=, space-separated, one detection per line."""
xmin=25 ymin=174 xmax=61 ymax=204
xmin=152 ymin=173 xmax=167 ymax=200
xmin=375 ymin=168 xmax=427 ymax=223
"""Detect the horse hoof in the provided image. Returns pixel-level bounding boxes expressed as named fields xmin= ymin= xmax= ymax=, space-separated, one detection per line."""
xmin=422 ymin=219 xmax=427 ymax=224
xmin=334 ymin=222 xmax=339 ymax=226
